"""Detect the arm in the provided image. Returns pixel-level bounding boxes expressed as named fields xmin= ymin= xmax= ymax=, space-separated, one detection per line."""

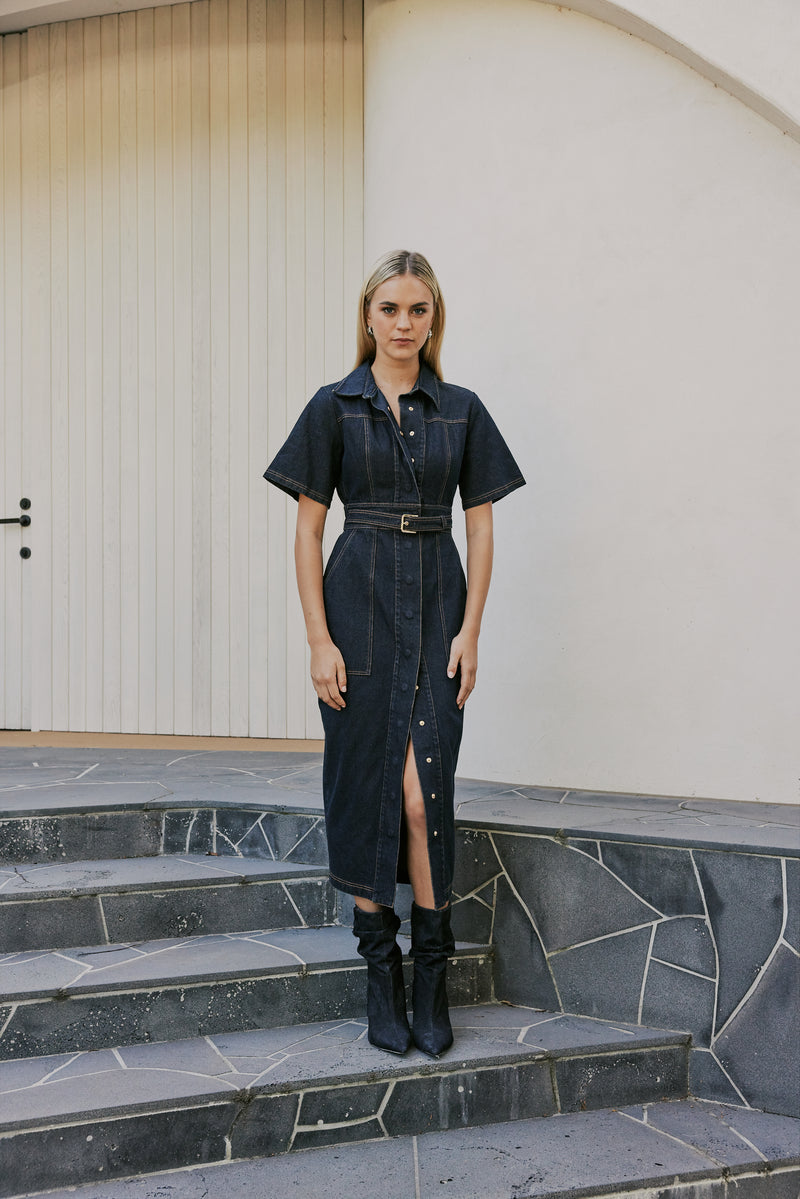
xmin=448 ymin=501 xmax=494 ymax=709
xmin=295 ymin=494 xmax=347 ymax=710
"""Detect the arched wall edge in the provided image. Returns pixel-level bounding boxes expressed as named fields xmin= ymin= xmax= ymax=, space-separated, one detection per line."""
xmin=532 ymin=0 xmax=800 ymax=143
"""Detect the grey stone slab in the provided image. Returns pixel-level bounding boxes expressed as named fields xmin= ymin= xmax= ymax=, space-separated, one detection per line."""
xmin=642 ymin=961 xmax=716 ymax=1048
xmin=599 ymin=842 xmax=704 ymax=916
xmin=557 ymin=1045 xmax=688 ymax=1112
xmin=0 ymin=782 xmax=170 ymax=816
xmin=455 ymin=777 xmax=521 ymax=803
xmin=0 ymin=895 xmax=106 ymax=953
xmin=450 ymin=887 xmax=494 ymax=945
xmin=384 ymin=1059 xmax=555 ymax=1137
xmin=652 ymin=917 xmax=716 ymax=976
xmin=298 ymin=1079 xmax=387 ymax=1124
xmin=453 ymin=827 xmax=502 ymax=896
xmin=413 ymin=1107 xmax=717 ymax=1198
xmin=568 ymin=837 xmax=601 ymax=859
xmin=694 ymin=851 xmax=784 ymax=1030
xmin=492 ymin=874 xmax=560 ymax=1009
xmin=494 ymin=832 xmax=660 ymax=952
xmin=550 ymin=926 xmax=653 ymax=1023
xmin=636 ymin=1098 xmax=793 ymax=1168
xmin=714 ymin=943 xmax=800 ymax=1118
xmin=689 ymin=1048 xmax=748 ymax=1107
xmin=0 ymin=810 xmax=163 ymax=863
xmin=101 ymin=880 xmax=305 ymax=943
xmin=0 ymin=1100 xmax=239 ymax=1197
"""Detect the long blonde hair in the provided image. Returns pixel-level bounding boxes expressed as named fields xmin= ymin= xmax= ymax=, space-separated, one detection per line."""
xmin=354 ymin=250 xmax=446 ymax=380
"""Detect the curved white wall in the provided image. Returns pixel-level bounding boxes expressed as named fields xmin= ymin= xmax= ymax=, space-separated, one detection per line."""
xmin=365 ymin=0 xmax=800 ymax=802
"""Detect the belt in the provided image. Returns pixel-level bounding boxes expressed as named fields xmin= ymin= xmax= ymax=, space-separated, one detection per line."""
xmin=343 ymin=506 xmax=452 ymax=534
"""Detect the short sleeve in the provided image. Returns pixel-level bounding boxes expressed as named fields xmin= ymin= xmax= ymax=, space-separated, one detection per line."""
xmin=458 ymin=394 xmax=526 ymax=509
xmin=263 ymin=389 xmax=342 ymax=507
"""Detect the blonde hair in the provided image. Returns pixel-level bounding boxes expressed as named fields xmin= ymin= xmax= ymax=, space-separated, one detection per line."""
xmin=354 ymin=250 xmax=446 ymax=380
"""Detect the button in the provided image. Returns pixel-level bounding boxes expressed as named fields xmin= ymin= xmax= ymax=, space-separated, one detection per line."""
xmin=411 ymin=457 xmax=415 ymax=463
xmin=426 ymin=757 xmax=432 ymax=763
xmin=433 ymin=830 xmax=438 ymax=837
xmin=419 ymin=720 xmax=425 ymax=726
xmin=409 ymin=430 xmax=415 ymax=437
xmin=431 ymin=793 xmax=436 ymax=799
xmin=408 ymin=405 xmax=414 ymax=411
xmin=400 ymin=432 xmax=404 ymax=437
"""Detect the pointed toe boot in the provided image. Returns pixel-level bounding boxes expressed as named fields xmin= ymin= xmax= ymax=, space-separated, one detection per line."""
xmin=352 ymin=906 xmax=412 ymax=1055
xmin=410 ymin=902 xmax=455 ymax=1058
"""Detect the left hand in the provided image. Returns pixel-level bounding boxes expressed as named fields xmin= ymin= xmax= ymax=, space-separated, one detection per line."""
xmin=448 ymin=630 xmax=478 ymax=710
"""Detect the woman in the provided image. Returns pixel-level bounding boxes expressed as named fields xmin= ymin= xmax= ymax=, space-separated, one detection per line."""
xmin=264 ymin=250 xmax=524 ymax=1057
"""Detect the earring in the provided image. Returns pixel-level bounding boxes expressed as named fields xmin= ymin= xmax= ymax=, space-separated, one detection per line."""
xmin=368 ymin=326 xmax=374 ymax=336
xmin=427 ymin=329 xmax=433 ymax=340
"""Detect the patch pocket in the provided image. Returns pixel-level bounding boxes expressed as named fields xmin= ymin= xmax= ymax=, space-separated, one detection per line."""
xmin=323 ymin=528 xmax=376 ymax=676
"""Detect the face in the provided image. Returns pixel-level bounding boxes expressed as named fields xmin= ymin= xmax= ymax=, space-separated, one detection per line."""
xmin=366 ymin=273 xmax=435 ymax=367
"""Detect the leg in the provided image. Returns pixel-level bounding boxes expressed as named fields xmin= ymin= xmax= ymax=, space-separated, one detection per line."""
xmin=403 ymin=739 xmax=438 ymax=910
xmin=352 ymin=904 xmax=411 ymax=1054
xmin=403 ymin=740 xmax=455 ymax=1057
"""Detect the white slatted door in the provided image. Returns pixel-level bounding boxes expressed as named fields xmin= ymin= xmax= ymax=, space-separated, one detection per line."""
xmin=0 ymin=34 xmax=31 ymax=729
xmin=0 ymin=0 xmax=363 ymax=736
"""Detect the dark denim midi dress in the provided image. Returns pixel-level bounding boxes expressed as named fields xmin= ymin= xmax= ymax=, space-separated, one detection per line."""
xmin=264 ymin=361 xmax=525 ymax=909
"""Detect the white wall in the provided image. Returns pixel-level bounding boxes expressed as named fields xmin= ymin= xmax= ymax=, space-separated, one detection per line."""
xmin=0 ymin=0 xmax=363 ymax=737
xmin=365 ymin=0 xmax=800 ymax=803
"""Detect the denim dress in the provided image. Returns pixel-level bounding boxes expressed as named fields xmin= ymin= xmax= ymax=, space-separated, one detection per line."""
xmin=264 ymin=361 xmax=525 ymax=909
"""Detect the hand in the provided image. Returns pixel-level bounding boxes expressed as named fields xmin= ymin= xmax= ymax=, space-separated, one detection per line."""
xmin=310 ymin=640 xmax=348 ymax=710
xmin=447 ymin=630 xmax=478 ymax=710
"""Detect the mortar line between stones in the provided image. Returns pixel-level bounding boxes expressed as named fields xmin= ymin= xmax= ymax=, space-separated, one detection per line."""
xmin=637 ymin=922 xmax=658 ymax=1025
xmin=280 ymin=880 xmax=307 ymax=927
xmin=282 ymin=816 xmax=324 ymax=861
xmin=452 ymin=872 xmax=502 ymax=906
xmin=689 ymin=849 xmax=720 ymax=1042
xmin=649 ymin=956 xmax=715 ymax=981
xmin=696 ymin=1048 xmax=750 ymax=1109
xmin=712 ymin=920 xmax=785 ymax=1047
xmin=488 ymin=832 xmax=563 ymax=1008
xmin=413 ymin=1134 xmax=421 ymax=1199
xmin=549 ymin=920 xmax=659 ymax=956
xmin=97 ymin=894 xmax=111 ymax=945
xmin=717 ymin=1117 xmax=768 ymax=1162
xmin=617 ymin=1108 xmax=723 ymax=1167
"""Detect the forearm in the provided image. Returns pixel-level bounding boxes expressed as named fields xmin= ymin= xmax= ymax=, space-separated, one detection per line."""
xmin=460 ymin=503 xmax=494 ymax=637
xmin=295 ymin=529 xmax=330 ymax=646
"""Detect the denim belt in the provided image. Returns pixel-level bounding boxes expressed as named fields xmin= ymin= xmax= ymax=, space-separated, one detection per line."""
xmin=343 ymin=506 xmax=453 ymax=534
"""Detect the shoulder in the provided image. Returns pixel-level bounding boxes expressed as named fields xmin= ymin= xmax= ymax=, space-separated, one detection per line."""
xmin=436 ymin=379 xmax=485 ymax=418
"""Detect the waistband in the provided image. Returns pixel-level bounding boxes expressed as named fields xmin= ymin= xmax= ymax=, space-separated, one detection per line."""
xmin=343 ymin=505 xmax=453 ymax=534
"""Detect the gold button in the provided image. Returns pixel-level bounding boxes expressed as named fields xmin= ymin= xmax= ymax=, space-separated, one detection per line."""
xmin=408 ymin=405 xmax=414 ymax=411
xmin=409 ymin=430 xmax=415 ymax=437
xmin=419 ymin=720 xmax=425 ymax=726
xmin=433 ymin=830 xmax=438 ymax=837
xmin=431 ymin=793 xmax=436 ymax=799
xmin=426 ymin=757 xmax=432 ymax=763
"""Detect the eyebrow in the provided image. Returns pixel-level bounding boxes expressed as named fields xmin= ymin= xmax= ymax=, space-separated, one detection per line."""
xmin=379 ymin=300 xmax=430 ymax=307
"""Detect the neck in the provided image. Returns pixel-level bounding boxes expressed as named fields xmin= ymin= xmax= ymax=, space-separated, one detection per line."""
xmin=371 ymin=353 xmax=420 ymax=393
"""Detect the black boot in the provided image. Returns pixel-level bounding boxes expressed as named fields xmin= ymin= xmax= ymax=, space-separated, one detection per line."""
xmin=410 ymin=902 xmax=455 ymax=1057
xmin=352 ymin=906 xmax=412 ymax=1054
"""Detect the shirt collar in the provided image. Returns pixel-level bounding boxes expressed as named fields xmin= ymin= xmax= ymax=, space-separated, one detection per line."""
xmin=333 ymin=360 xmax=441 ymax=410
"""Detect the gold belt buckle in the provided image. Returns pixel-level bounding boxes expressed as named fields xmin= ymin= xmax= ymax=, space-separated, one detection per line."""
xmin=400 ymin=513 xmax=418 ymax=533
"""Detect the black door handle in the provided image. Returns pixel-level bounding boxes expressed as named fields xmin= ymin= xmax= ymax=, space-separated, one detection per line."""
xmin=1 ymin=498 xmax=31 ymax=526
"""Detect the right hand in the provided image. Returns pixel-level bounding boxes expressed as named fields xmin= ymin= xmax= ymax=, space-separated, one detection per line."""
xmin=310 ymin=640 xmax=348 ymax=709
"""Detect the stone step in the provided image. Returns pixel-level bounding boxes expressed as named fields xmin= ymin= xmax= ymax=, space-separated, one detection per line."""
xmin=0 ymin=1004 xmax=692 ymax=1198
xmin=0 ymin=802 xmax=328 ymax=867
xmin=0 ymin=854 xmax=335 ymax=952
xmin=11 ymin=1098 xmax=798 ymax=1199
xmin=0 ymin=925 xmax=492 ymax=1061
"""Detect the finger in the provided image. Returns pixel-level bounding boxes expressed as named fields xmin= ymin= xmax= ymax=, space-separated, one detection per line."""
xmin=326 ymin=682 xmax=346 ymax=710
xmin=456 ymin=670 xmax=476 ymax=709
xmin=336 ymin=660 xmax=348 ymax=695
xmin=447 ymin=650 xmax=461 ymax=679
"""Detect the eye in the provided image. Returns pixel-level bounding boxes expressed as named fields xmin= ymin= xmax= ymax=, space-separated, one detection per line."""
xmin=412 ymin=307 xmax=427 ymax=316
xmin=380 ymin=306 xmax=395 ymax=314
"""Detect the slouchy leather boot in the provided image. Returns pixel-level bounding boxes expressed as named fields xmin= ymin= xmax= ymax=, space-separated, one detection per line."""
xmin=410 ymin=902 xmax=456 ymax=1057
xmin=352 ymin=906 xmax=412 ymax=1054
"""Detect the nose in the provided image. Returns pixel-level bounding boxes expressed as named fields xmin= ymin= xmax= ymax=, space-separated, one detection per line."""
xmin=396 ymin=309 xmax=411 ymax=330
